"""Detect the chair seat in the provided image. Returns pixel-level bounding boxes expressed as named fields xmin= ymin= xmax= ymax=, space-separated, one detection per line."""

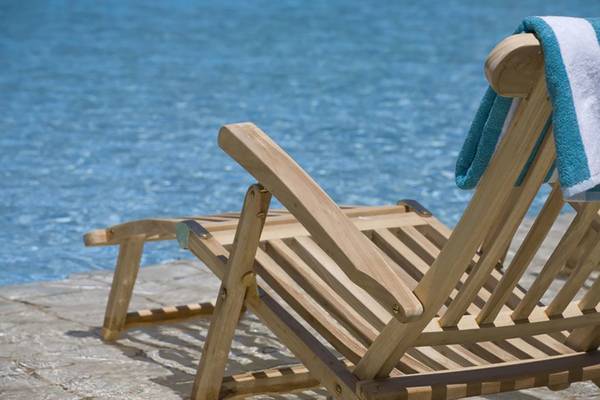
xmin=233 ymin=206 xmax=565 ymax=366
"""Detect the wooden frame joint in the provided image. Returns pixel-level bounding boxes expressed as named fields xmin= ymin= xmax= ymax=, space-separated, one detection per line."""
xmin=176 ymin=220 xmax=212 ymax=249
xmin=241 ymin=271 xmax=256 ymax=287
xmin=396 ymin=199 xmax=432 ymax=217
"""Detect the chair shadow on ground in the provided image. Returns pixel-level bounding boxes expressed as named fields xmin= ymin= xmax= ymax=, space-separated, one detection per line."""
xmin=64 ymin=311 xmax=552 ymax=400
xmin=67 ymin=312 xmax=328 ymax=399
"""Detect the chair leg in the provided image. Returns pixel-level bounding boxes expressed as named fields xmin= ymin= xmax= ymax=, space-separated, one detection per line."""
xmin=191 ymin=184 xmax=271 ymax=400
xmin=101 ymin=235 xmax=145 ymax=341
xmin=192 ymin=283 xmax=253 ymax=400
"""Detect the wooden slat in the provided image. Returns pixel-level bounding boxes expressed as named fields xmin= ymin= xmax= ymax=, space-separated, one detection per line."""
xmin=512 ymin=202 xmax=600 ymax=320
xmin=192 ymin=184 xmax=271 ymax=400
xmin=396 ymin=226 xmax=437 ymax=264
xmin=478 ymin=186 xmax=523 ymax=257
xmin=416 ymin=302 xmax=600 ymax=346
xmin=371 ymin=229 xmax=430 ymax=281
xmin=440 ymin=130 xmax=555 ymax=327
xmin=84 ymin=205 xmax=414 ymax=246
xmin=506 ymin=338 xmax=547 ymax=359
xmin=85 ymin=210 xmax=291 ymax=246
xmin=354 ymin=73 xmax=552 ymax=379
xmin=386 ymin=225 xmax=485 ymax=316
xmin=219 ymin=123 xmax=423 ymax=322
xmin=417 ymin=217 xmax=526 ymax=308
xmin=461 ymin=342 xmax=514 ymax=364
xmin=439 ymin=345 xmax=489 ymax=367
xmin=477 ymin=184 xmax=564 ymax=324
xmin=372 ymin=237 xmax=421 ymax=290
xmin=288 ymin=236 xmax=390 ymax=329
xmin=405 ymin=220 xmax=520 ymax=319
xmin=255 ymin=248 xmax=372 ymax=362
xmin=579 ymin=274 xmax=600 ymax=311
xmin=546 ymin=233 xmax=600 ymax=317
xmin=220 ymin=364 xmax=320 ymax=399
xmin=124 ymin=303 xmax=214 ymax=329
xmin=411 ymin=347 xmax=463 ymax=370
xmin=563 ymin=225 xmax=597 ymax=274
xmin=565 ymin=201 xmax=600 ymax=275
xmin=265 ymin=239 xmax=380 ymax=344
xmin=533 ymin=334 xmax=574 ymax=355
xmin=214 ymin=212 xmax=424 ymax=246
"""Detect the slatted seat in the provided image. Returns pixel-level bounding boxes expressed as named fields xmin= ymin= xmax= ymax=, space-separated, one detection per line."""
xmin=84 ymin=32 xmax=600 ymax=399
xmin=175 ymin=197 xmax=600 ymax=398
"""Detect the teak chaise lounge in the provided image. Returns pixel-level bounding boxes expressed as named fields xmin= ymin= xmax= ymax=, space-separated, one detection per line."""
xmin=85 ymin=33 xmax=600 ymax=399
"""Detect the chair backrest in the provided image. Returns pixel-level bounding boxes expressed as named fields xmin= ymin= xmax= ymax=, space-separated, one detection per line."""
xmin=414 ymin=33 xmax=600 ymax=350
xmin=217 ymin=33 xmax=600 ymax=381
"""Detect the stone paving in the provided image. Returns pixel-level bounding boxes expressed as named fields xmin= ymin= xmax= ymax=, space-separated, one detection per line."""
xmin=2 ymin=214 xmax=600 ymax=399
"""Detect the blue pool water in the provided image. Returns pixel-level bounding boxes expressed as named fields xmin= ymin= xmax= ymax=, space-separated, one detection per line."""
xmin=2 ymin=1 xmax=598 ymax=285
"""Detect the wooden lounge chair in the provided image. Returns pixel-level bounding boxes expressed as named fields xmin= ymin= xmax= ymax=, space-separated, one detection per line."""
xmin=84 ymin=32 xmax=600 ymax=399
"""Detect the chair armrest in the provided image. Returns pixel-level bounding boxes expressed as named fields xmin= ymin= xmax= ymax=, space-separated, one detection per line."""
xmin=83 ymin=219 xmax=177 ymax=247
xmin=218 ymin=122 xmax=423 ymax=322
xmin=83 ymin=228 xmax=112 ymax=246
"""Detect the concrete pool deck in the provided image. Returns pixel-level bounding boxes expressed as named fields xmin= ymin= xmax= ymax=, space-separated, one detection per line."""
xmin=2 ymin=213 xmax=600 ymax=399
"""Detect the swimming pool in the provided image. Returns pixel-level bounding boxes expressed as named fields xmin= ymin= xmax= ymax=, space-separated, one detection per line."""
xmin=1 ymin=0 xmax=597 ymax=285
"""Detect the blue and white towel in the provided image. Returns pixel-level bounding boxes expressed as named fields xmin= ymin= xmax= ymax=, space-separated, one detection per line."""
xmin=456 ymin=16 xmax=600 ymax=201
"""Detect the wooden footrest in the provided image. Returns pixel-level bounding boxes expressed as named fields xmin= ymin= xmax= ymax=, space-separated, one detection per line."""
xmin=220 ymin=364 xmax=319 ymax=399
xmin=124 ymin=302 xmax=215 ymax=329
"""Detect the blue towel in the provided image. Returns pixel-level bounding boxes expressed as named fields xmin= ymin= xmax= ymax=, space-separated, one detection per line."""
xmin=456 ymin=16 xmax=600 ymax=201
